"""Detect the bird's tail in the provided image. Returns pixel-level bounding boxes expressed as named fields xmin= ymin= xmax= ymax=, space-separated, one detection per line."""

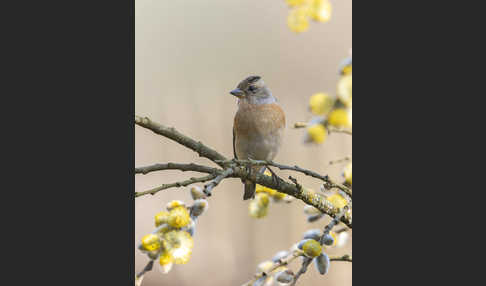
xmin=243 ymin=180 xmax=256 ymax=200
xmin=242 ymin=165 xmax=266 ymax=200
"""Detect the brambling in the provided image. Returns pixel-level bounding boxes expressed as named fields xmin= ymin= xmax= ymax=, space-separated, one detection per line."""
xmin=231 ymin=76 xmax=286 ymax=200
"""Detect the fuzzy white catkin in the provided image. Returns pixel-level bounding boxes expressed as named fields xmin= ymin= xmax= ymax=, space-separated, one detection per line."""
xmin=190 ymin=186 xmax=206 ymax=200
xmin=303 ymin=229 xmax=322 ymax=241
xmin=315 ymin=253 xmax=330 ymax=275
xmin=190 ymin=199 xmax=208 ymax=217
xmin=275 ymin=270 xmax=294 ymax=284
xmin=158 ymin=261 xmax=173 ymax=274
xmin=272 ymin=250 xmax=289 ymax=263
xmin=321 ymin=233 xmax=334 ymax=246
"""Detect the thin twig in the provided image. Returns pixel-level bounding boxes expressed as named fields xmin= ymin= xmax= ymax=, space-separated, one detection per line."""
xmin=321 ymin=206 xmax=348 ymax=240
xmin=329 ymin=254 xmax=352 ymax=262
xmin=328 ymin=126 xmax=352 ymax=135
xmin=293 ymin=121 xmax=309 ymax=128
xmin=288 ymin=175 xmax=302 ymax=190
xmin=335 ymin=227 xmax=349 ymax=234
xmin=293 ymin=121 xmax=352 ymax=135
xmin=290 ymin=257 xmax=312 ymax=286
xmin=135 ymin=174 xmax=217 ymax=197
xmin=203 ymin=168 xmax=234 ymax=197
xmin=135 ymin=162 xmax=220 ymax=175
xmin=329 ymin=156 xmax=351 ymax=165
xmin=136 ymin=260 xmax=154 ymax=279
xmin=241 ymin=250 xmax=302 ymax=286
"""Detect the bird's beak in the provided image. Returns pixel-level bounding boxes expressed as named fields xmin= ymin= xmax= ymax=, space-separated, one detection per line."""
xmin=230 ymin=88 xmax=245 ymax=98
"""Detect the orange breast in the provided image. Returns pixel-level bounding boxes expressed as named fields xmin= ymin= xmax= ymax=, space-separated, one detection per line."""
xmin=233 ymin=102 xmax=286 ymax=160
xmin=234 ymin=102 xmax=285 ymax=137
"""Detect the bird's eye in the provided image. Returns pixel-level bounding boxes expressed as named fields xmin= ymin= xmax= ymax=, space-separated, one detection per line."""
xmin=249 ymin=86 xmax=257 ymax=93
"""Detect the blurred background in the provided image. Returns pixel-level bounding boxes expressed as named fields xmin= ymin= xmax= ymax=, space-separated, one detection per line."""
xmin=135 ymin=0 xmax=352 ymax=285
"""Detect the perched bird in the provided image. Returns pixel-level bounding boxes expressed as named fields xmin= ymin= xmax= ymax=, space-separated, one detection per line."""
xmin=231 ymin=76 xmax=286 ymax=200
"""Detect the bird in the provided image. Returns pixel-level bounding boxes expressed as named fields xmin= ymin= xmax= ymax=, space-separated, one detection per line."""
xmin=231 ymin=75 xmax=286 ymax=200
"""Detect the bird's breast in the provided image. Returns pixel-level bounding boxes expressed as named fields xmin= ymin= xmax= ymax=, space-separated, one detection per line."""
xmin=233 ymin=102 xmax=285 ymax=160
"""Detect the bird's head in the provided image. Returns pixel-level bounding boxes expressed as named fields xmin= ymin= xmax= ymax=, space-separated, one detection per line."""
xmin=230 ymin=76 xmax=274 ymax=104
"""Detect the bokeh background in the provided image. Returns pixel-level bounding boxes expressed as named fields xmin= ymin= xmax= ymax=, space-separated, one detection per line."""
xmin=135 ymin=0 xmax=352 ymax=285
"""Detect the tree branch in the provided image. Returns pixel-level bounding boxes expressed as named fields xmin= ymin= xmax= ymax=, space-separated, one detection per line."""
xmin=135 ymin=174 xmax=217 ymax=197
xmin=135 ymin=116 xmax=227 ymax=167
xmin=293 ymin=121 xmax=352 ymax=135
xmin=329 ymin=156 xmax=351 ymax=165
xmin=329 ymin=254 xmax=352 ymax=262
xmin=135 ymin=115 xmax=352 ymax=285
xmin=135 ymin=162 xmax=220 ymax=175
xmin=293 ymin=122 xmax=308 ymax=128
xmin=230 ymin=166 xmax=352 ymax=228
xmin=134 ymin=116 xmax=352 ymax=228
xmin=218 ymin=159 xmax=352 ymax=198
xmin=136 ymin=260 xmax=154 ymax=279
xmin=328 ymin=126 xmax=352 ymax=135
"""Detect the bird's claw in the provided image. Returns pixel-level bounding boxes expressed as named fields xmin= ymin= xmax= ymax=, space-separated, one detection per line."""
xmin=266 ymin=166 xmax=280 ymax=186
xmin=246 ymin=163 xmax=252 ymax=179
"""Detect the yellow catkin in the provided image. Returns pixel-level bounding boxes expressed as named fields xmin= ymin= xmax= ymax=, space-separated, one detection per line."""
xmin=141 ymin=234 xmax=161 ymax=251
xmin=158 ymin=251 xmax=173 ymax=274
xmin=309 ymin=92 xmax=334 ymax=115
xmin=154 ymin=211 xmax=170 ymax=227
xmin=249 ymin=199 xmax=269 ymax=218
xmin=288 ymin=7 xmax=311 ymax=33
xmin=328 ymin=108 xmax=350 ymax=128
xmin=326 ymin=193 xmax=348 ymax=209
xmin=310 ymin=0 xmax=332 ymax=22
xmin=168 ymin=206 xmax=191 ymax=228
xmin=162 ymin=230 xmax=194 ymax=264
xmin=166 ymin=200 xmax=185 ymax=211
xmin=307 ymin=124 xmax=327 ymax=143
xmin=159 ymin=251 xmax=173 ymax=266
xmin=302 ymin=239 xmax=322 ymax=257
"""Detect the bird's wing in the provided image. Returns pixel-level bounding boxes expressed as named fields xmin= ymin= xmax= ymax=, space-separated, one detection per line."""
xmin=233 ymin=127 xmax=238 ymax=159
